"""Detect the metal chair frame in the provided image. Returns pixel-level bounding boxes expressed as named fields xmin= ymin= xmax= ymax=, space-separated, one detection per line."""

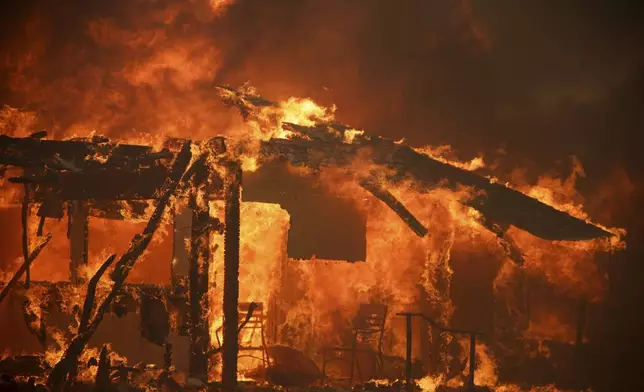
xmin=237 ymin=302 xmax=270 ymax=368
xmin=215 ymin=302 xmax=270 ymax=368
xmin=321 ymin=303 xmax=388 ymax=386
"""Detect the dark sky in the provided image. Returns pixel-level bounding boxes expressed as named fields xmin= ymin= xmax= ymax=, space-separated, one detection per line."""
xmin=1 ymin=0 xmax=644 ymax=389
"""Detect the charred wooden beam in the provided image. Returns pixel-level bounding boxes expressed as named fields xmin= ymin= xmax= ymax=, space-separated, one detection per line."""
xmin=0 ymin=134 xmax=153 ymax=169
xmin=94 ymin=345 xmax=111 ymax=391
xmin=0 ymin=233 xmax=52 ymax=305
xmin=222 ymin=161 xmax=242 ymax=392
xmin=188 ymin=159 xmax=213 ymax=382
xmin=65 ymin=254 xmax=115 ymax=388
xmin=79 ymin=255 xmax=116 ymax=334
xmin=46 ymin=142 xmax=192 ymax=392
xmin=32 ymin=165 xmax=171 ymax=201
xmin=359 ymin=177 xmax=428 ymax=237
xmin=36 ymin=216 xmax=46 ymax=236
xmin=1 ymin=135 xmax=227 ymax=202
xmin=0 ymin=130 xmax=614 ymax=242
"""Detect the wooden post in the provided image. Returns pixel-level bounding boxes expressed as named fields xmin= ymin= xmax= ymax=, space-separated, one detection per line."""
xmin=188 ymin=159 xmax=213 ymax=382
xmin=222 ymin=162 xmax=241 ymax=392
xmin=69 ymin=201 xmax=89 ymax=285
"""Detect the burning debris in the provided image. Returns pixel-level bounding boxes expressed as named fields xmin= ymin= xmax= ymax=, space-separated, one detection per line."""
xmin=0 ymin=86 xmax=625 ymax=392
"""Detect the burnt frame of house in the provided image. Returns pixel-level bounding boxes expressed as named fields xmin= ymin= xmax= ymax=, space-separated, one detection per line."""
xmin=0 ymin=125 xmax=614 ymax=391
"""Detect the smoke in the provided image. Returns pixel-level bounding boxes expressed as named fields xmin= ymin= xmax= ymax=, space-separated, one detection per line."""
xmin=1 ymin=0 xmax=644 ymax=388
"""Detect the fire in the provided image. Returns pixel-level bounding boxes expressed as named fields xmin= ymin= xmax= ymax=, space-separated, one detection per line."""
xmin=210 ymin=0 xmax=235 ymax=15
xmin=0 ymin=1 xmax=630 ymax=389
xmin=417 ymin=144 xmax=486 ymax=171
xmin=208 ymin=201 xmax=289 ymax=375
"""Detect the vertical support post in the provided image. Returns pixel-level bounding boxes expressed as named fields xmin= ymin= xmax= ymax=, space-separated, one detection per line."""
xmin=405 ymin=314 xmax=413 ymax=392
xmin=468 ymin=333 xmax=476 ymax=390
xmin=69 ymin=201 xmax=89 ymax=285
xmin=21 ymin=183 xmax=30 ymax=287
xmin=576 ymin=299 xmax=587 ymax=346
xmin=188 ymin=159 xmax=213 ymax=382
xmin=222 ymin=162 xmax=242 ymax=392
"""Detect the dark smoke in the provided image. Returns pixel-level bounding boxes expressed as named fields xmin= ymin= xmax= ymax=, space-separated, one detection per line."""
xmin=1 ymin=0 xmax=644 ymax=389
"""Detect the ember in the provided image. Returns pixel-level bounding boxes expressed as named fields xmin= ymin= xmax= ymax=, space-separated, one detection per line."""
xmin=0 ymin=1 xmax=639 ymax=392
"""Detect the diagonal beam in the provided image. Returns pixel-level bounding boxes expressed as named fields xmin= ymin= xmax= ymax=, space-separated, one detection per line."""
xmin=359 ymin=177 xmax=428 ymax=237
xmin=0 ymin=233 xmax=52 ymax=305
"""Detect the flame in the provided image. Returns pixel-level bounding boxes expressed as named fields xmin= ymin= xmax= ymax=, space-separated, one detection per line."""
xmin=207 ymin=201 xmax=289 ymax=376
xmin=417 ymin=144 xmax=486 ymax=171
xmin=0 ymin=1 xmax=631 ymax=387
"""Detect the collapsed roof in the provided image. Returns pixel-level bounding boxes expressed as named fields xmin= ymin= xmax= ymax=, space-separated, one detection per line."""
xmin=220 ymin=86 xmax=613 ymax=243
xmin=0 ymin=88 xmax=614 ymax=264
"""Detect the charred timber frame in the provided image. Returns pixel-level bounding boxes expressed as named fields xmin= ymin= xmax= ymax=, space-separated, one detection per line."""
xmin=0 ymin=133 xmax=613 ymax=243
xmin=257 ymin=137 xmax=613 ymax=242
xmin=46 ymin=142 xmax=192 ymax=391
xmin=222 ymin=161 xmax=242 ymax=392
xmin=0 ymin=122 xmax=615 ymax=387
xmin=188 ymin=158 xmax=213 ymax=381
xmin=0 ymin=135 xmax=242 ymax=386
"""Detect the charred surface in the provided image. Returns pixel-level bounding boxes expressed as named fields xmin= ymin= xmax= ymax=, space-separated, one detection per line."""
xmin=222 ymin=162 xmax=242 ymax=391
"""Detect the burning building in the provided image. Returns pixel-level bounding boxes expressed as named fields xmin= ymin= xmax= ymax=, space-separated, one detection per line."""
xmin=0 ymin=1 xmax=637 ymax=391
xmin=0 ymin=86 xmax=624 ymax=391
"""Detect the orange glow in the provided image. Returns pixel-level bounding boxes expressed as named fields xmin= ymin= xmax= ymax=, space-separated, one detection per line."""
xmin=0 ymin=1 xmax=630 ymax=387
